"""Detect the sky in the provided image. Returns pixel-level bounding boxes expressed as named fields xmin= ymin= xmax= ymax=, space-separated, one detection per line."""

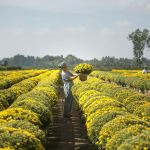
xmin=0 ymin=0 xmax=150 ymax=60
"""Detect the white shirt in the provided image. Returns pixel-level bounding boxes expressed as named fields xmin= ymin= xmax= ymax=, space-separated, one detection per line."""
xmin=142 ymin=70 xmax=150 ymax=74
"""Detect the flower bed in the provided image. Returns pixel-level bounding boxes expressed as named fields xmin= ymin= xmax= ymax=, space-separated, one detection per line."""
xmin=72 ymin=76 xmax=150 ymax=150
xmin=0 ymin=70 xmax=60 ymax=149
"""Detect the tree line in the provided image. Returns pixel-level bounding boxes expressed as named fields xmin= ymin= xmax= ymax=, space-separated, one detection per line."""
xmin=0 ymin=54 xmax=150 ymax=70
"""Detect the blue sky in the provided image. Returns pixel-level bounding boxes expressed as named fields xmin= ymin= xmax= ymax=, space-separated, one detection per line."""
xmin=0 ymin=0 xmax=150 ymax=60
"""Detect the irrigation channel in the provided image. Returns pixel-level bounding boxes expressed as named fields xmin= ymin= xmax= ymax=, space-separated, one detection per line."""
xmin=44 ymin=85 xmax=99 ymax=150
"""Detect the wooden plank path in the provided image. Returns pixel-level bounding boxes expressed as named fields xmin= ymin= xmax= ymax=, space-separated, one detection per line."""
xmin=44 ymin=86 xmax=97 ymax=150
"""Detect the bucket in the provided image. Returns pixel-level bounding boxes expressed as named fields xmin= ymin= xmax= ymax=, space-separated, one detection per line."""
xmin=79 ymin=74 xmax=87 ymax=81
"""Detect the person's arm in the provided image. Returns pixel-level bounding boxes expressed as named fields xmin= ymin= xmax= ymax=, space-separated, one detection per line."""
xmin=71 ymin=73 xmax=78 ymax=76
xmin=69 ymin=73 xmax=85 ymax=81
xmin=68 ymin=74 xmax=80 ymax=81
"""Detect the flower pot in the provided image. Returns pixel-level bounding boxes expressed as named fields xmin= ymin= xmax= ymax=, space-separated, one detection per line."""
xmin=79 ymin=74 xmax=87 ymax=81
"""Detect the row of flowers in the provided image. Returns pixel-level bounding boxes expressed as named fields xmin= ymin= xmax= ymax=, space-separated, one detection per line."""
xmin=112 ymin=69 xmax=150 ymax=79
xmin=0 ymin=69 xmax=49 ymax=90
xmin=0 ymin=70 xmax=55 ymax=111
xmin=72 ymin=76 xmax=150 ymax=150
xmin=90 ymin=71 xmax=150 ymax=92
xmin=0 ymin=69 xmax=60 ymax=149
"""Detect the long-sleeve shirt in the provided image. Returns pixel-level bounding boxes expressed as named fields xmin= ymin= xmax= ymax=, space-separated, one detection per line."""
xmin=142 ymin=70 xmax=150 ymax=74
xmin=62 ymin=70 xmax=74 ymax=90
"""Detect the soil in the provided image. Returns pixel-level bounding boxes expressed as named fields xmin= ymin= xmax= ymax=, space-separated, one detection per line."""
xmin=44 ymin=87 xmax=98 ymax=150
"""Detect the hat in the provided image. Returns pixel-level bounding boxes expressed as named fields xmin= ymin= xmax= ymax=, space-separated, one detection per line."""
xmin=144 ymin=66 xmax=147 ymax=68
xmin=58 ymin=61 xmax=67 ymax=69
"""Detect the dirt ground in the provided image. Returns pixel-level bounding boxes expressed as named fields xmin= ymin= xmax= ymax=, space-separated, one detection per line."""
xmin=44 ymin=87 xmax=98 ymax=150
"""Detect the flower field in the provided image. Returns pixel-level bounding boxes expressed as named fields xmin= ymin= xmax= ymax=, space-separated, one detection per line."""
xmin=72 ymin=75 xmax=150 ymax=150
xmin=90 ymin=70 xmax=150 ymax=94
xmin=0 ymin=69 xmax=48 ymax=90
xmin=1 ymin=68 xmax=150 ymax=150
xmin=0 ymin=69 xmax=60 ymax=149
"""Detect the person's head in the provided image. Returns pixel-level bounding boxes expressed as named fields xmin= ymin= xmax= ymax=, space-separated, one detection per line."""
xmin=144 ymin=66 xmax=147 ymax=70
xmin=58 ymin=61 xmax=68 ymax=72
xmin=63 ymin=65 xmax=68 ymax=72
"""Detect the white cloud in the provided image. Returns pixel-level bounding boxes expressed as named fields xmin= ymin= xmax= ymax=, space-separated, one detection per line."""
xmin=33 ymin=28 xmax=55 ymax=36
xmin=96 ymin=27 xmax=116 ymax=37
xmin=114 ymin=21 xmax=134 ymax=28
xmin=61 ymin=26 xmax=86 ymax=36
xmin=95 ymin=20 xmax=136 ymax=37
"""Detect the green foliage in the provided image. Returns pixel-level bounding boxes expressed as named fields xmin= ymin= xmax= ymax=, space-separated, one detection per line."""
xmin=117 ymin=130 xmax=150 ymax=150
xmin=133 ymin=103 xmax=150 ymax=122
xmin=127 ymin=28 xmax=150 ymax=68
xmin=0 ymin=98 xmax=9 ymax=110
xmin=0 ymin=120 xmax=46 ymax=145
xmin=87 ymin=111 xmax=128 ymax=145
xmin=0 ymin=127 xmax=45 ymax=150
xmin=126 ymin=101 xmax=149 ymax=113
xmin=116 ymin=91 xmax=138 ymax=103
xmin=123 ymin=94 xmax=150 ymax=106
xmin=9 ymin=99 xmax=52 ymax=128
xmin=99 ymin=114 xmax=150 ymax=148
xmin=106 ymin=125 xmax=150 ymax=150
xmin=0 ymin=89 xmax=16 ymax=105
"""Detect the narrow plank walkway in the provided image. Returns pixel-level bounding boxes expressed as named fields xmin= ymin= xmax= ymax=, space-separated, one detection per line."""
xmin=44 ymin=87 xmax=89 ymax=150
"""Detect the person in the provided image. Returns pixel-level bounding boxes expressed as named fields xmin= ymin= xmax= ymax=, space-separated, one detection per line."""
xmin=142 ymin=66 xmax=150 ymax=74
xmin=58 ymin=61 xmax=83 ymax=117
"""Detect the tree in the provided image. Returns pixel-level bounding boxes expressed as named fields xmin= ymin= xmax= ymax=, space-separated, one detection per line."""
xmin=2 ymin=61 xmax=8 ymax=66
xmin=127 ymin=28 xmax=150 ymax=68
xmin=14 ymin=54 xmax=20 ymax=66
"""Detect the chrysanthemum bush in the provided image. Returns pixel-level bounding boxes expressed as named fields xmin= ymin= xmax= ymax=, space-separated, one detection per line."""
xmin=87 ymin=111 xmax=128 ymax=145
xmin=85 ymin=101 xmax=127 ymax=131
xmin=133 ymin=103 xmax=150 ymax=122
xmin=106 ymin=124 xmax=150 ymax=150
xmin=82 ymin=96 xmax=113 ymax=112
xmin=74 ymin=63 xmax=93 ymax=74
xmin=91 ymin=70 xmax=150 ymax=91
xmin=72 ymin=75 xmax=150 ymax=150
xmin=8 ymin=70 xmax=53 ymax=99
xmin=98 ymin=114 xmax=150 ymax=148
xmin=117 ymin=130 xmax=150 ymax=150
xmin=9 ymin=99 xmax=52 ymax=126
xmin=126 ymin=101 xmax=149 ymax=113
xmin=79 ymin=90 xmax=101 ymax=108
xmin=0 ymin=127 xmax=45 ymax=150
xmin=123 ymin=94 xmax=150 ymax=106
xmin=0 ymin=71 xmax=53 ymax=108
xmin=0 ymin=98 xmax=9 ymax=111
xmin=0 ymin=69 xmax=48 ymax=90
xmin=116 ymin=91 xmax=138 ymax=103
xmin=0 ymin=120 xmax=45 ymax=145
xmin=0 ymin=69 xmax=60 ymax=149
xmin=0 ymin=108 xmax=42 ymax=127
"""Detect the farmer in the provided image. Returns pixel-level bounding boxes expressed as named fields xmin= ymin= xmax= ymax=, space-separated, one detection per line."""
xmin=58 ymin=61 xmax=82 ymax=117
xmin=142 ymin=66 xmax=150 ymax=74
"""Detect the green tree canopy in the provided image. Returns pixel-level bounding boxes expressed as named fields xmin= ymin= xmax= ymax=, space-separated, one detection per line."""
xmin=127 ymin=28 xmax=150 ymax=68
